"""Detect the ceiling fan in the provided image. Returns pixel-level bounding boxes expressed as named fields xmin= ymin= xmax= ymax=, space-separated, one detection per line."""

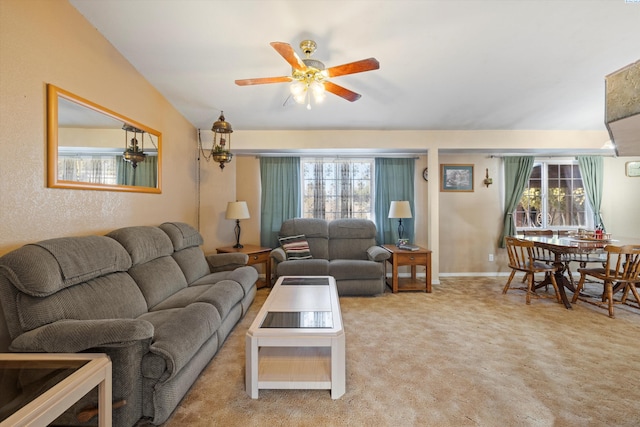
xmin=235 ymin=40 xmax=379 ymax=107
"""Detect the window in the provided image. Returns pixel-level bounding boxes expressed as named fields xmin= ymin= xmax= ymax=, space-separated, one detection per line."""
xmin=515 ymin=160 xmax=593 ymax=230
xmin=301 ymin=158 xmax=374 ymax=220
xmin=58 ymin=153 xmax=118 ymax=184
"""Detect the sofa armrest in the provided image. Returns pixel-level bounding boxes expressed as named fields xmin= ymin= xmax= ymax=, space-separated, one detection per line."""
xmin=205 ymin=253 xmax=249 ymax=272
xmin=9 ymin=319 xmax=154 ymax=353
xmin=270 ymin=247 xmax=286 ymax=263
xmin=367 ymin=246 xmax=391 ymax=262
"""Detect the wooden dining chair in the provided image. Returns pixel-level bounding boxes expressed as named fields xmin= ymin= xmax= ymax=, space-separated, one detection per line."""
xmin=503 ymin=237 xmax=561 ymax=305
xmin=521 ymin=230 xmax=556 ymax=285
xmin=571 ymin=245 xmax=640 ymax=318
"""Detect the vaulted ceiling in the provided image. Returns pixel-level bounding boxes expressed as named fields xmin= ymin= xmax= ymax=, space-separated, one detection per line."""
xmin=69 ymin=0 xmax=639 ymax=135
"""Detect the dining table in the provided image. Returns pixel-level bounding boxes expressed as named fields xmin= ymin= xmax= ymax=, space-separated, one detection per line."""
xmin=519 ymin=234 xmax=640 ymax=309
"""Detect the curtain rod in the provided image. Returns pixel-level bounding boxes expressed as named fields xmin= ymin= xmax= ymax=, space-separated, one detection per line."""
xmin=250 ymin=154 xmax=421 ymax=159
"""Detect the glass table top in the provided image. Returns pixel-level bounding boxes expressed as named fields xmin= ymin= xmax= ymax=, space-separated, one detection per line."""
xmin=261 ymin=311 xmax=333 ymax=328
xmin=281 ymin=277 xmax=330 ymax=286
xmin=0 ymin=359 xmax=89 ymax=422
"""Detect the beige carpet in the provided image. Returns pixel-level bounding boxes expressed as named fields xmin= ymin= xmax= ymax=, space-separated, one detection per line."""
xmin=162 ymin=277 xmax=640 ymax=427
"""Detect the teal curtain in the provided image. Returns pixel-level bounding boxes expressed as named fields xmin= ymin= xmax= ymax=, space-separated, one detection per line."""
xmin=577 ymin=156 xmax=605 ymax=231
xmin=375 ymin=158 xmax=415 ymax=244
xmin=499 ymin=156 xmax=534 ymax=248
xmin=260 ymin=157 xmax=300 ymax=249
xmin=116 ymin=155 xmax=158 ymax=187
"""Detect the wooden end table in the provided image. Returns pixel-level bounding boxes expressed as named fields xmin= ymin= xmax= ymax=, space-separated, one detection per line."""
xmin=381 ymin=244 xmax=432 ymax=293
xmin=216 ymin=244 xmax=272 ymax=288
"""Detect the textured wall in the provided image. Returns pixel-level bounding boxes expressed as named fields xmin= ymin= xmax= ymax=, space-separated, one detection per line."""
xmin=0 ymin=0 xmax=200 ymax=255
xmin=0 ymin=0 xmax=206 ymax=351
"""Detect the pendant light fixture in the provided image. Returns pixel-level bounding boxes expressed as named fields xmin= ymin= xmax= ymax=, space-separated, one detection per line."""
xmin=198 ymin=111 xmax=234 ymax=170
xmin=122 ymin=124 xmax=146 ymax=168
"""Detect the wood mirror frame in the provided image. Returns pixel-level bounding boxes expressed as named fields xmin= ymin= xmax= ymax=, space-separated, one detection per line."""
xmin=47 ymin=84 xmax=162 ymax=193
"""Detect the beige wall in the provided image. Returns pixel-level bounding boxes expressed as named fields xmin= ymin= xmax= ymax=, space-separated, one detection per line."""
xmin=0 ymin=0 xmax=236 ymax=350
xmin=0 ymin=0 xmax=200 ymax=255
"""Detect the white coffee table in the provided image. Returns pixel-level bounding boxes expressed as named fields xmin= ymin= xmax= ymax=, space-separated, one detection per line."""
xmin=245 ymin=276 xmax=345 ymax=399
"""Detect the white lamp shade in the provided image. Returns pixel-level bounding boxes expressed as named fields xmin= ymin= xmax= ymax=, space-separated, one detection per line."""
xmin=388 ymin=201 xmax=412 ymax=219
xmin=225 ymin=201 xmax=250 ymax=220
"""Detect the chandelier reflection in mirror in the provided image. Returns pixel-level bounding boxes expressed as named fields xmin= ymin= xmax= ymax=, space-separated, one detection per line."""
xmin=122 ymin=124 xmax=147 ymax=168
xmin=198 ymin=111 xmax=234 ymax=170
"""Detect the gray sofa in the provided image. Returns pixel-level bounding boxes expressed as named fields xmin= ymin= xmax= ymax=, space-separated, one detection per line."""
xmin=271 ymin=218 xmax=390 ymax=296
xmin=0 ymin=222 xmax=257 ymax=426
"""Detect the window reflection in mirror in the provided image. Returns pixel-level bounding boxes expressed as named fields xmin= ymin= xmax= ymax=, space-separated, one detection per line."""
xmin=47 ymin=84 xmax=162 ymax=193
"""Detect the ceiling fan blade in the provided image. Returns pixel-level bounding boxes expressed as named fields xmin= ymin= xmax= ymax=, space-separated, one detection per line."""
xmin=270 ymin=42 xmax=307 ymax=72
xmin=235 ymin=76 xmax=292 ymax=86
xmin=326 ymin=57 xmax=380 ymax=78
xmin=324 ymin=81 xmax=362 ymax=102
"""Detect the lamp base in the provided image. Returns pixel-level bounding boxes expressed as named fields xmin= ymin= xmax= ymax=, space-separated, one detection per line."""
xmin=233 ymin=220 xmax=243 ymax=249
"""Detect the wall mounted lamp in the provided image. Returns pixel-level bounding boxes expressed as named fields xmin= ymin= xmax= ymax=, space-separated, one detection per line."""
xmin=483 ymin=168 xmax=493 ymax=187
xmin=226 ymin=201 xmax=250 ymax=248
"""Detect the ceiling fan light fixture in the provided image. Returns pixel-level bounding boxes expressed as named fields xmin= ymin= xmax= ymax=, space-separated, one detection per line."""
xmin=290 ymin=80 xmax=307 ymax=103
xmin=311 ymin=81 xmax=326 ymax=103
xmin=235 ymin=40 xmax=379 ymax=105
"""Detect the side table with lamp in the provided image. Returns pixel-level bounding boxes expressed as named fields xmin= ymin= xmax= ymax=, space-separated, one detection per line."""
xmin=218 ymin=201 xmax=271 ymax=288
xmin=385 ymin=201 xmax=431 ymax=292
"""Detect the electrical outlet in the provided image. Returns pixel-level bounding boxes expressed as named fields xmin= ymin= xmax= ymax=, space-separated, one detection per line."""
xmin=488 ymin=254 xmax=494 ymax=262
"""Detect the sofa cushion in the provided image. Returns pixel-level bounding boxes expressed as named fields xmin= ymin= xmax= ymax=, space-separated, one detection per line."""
xmin=277 ymin=259 xmax=329 ymax=276
xmin=150 ymin=280 xmax=243 ymax=320
xmin=191 ymin=267 xmax=258 ymax=297
xmin=367 ymin=245 xmax=391 ymax=262
xmin=159 ymin=222 xmax=204 ymax=251
xmin=329 ymin=259 xmax=384 ymax=281
xmin=328 ymin=219 xmax=378 ymax=260
xmin=279 ymin=234 xmax=313 ymax=260
xmin=139 ymin=303 xmax=221 ymax=380
xmin=107 ymin=226 xmax=174 ymax=266
xmin=193 ymin=281 xmax=244 ymax=319
xmin=10 ymin=318 xmax=154 ymax=353
xmin=279 ymin=218 xmax=329 ymax=259
xmin=0 ymin=236 xmax=131 ymax=297
xmin=17 ymin=272 xmax=147 ymax=331
xmin=128 ymin=256 xmax=188 ymax=310
xmin=170 ymin=246 xmax=211 ymax=284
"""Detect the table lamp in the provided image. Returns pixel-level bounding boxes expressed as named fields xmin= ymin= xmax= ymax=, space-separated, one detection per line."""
xmin=225 ymin=201 xmax=250 ymax=248
xmin=388 ymin=201 xmax=412 ymax=241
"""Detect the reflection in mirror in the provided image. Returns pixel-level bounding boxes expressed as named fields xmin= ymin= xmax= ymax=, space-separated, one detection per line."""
xmin=47 ymin=84 xmax=162 ymax=193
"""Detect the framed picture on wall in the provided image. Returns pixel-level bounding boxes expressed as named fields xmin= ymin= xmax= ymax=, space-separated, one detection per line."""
xmin=440 ymin=164 xmax=474 ymax=192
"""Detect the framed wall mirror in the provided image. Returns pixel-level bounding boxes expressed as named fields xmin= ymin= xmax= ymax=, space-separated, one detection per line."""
xmin=47 ymin=84 xmax=162 ymax=193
